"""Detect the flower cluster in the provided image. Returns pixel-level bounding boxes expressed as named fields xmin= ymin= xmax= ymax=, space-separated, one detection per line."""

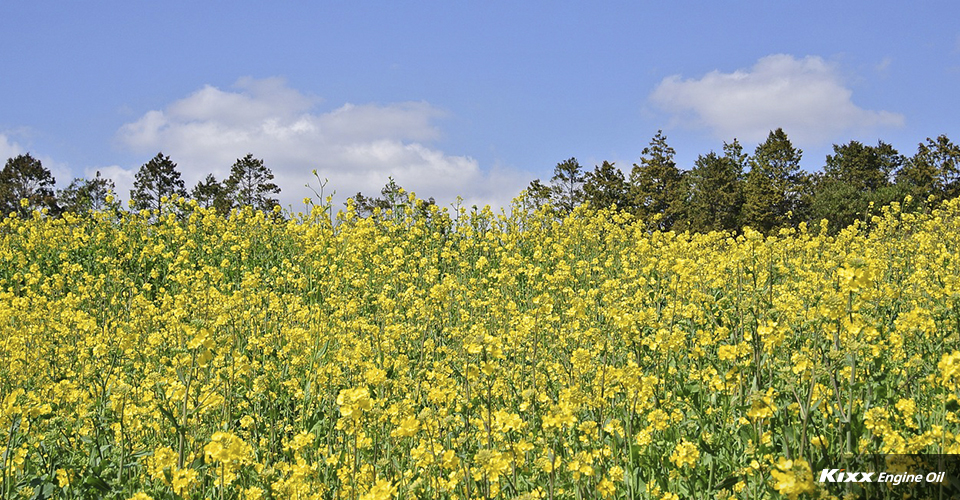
xmin=1 ymin=195 xmax=960 ymax=499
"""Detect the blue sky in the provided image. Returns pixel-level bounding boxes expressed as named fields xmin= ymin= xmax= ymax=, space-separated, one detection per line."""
xmin=1 ymin=1 xmax=958 ymax=209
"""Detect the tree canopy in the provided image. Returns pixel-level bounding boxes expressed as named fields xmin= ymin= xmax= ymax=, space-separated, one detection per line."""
xmin=0 ymin=153 xmax=59 ymax=217
xmin=4 ymin=128 xmax=960 ymax=235
xmin=59 ymin=171 xmax=116 ymax=214
xmin=224 ymin=154 xmax=280 ymax=213
xmin=131 ymin=152 xmax=187 ymax=212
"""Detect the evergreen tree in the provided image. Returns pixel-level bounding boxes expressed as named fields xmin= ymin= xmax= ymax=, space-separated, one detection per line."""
xmin=131 ymin=152 xmax=186 ymax=212
xmin=723 ymin=138 xmax=749 ymax=175
xmin=823 ymin=140 xmax=901 ymax=191
xmin=522 ymin=158 xmax=585 ymax=214
xmin=549 ymin=157 xmax=586 ymax=213
xmin=350 ymin=191 xmax=379 ymax=218
xmin=898 ymin=135 xmax=960 ymax=201
xmin=629 ymin=131 xmax=683 ymax=230
xmin=684 ymin=148 xmax=743 ymax=233
xmin=58 ymin=171 xmax=116 ymax=213
xmin=741 ymin=128 xmax=803 ymax=233
xmin=811 ymin=140 xmax=905 ymax=232
xmin=352 ymin=178 xmax=403 ymax=217
xmin=582 ymin=161 xmax=629 ymax=211
xmin=523 ymin=179 xmax=553 ymax=211
xmin=0 ymin=153 xmax=59 ymax=217
xmin=224 ymin=154 xmax=281 ymax=212
xmin=350 ymin=178 xmax=435 ymax=220
xmin=191 ymin=174 xmax=230 ymax=213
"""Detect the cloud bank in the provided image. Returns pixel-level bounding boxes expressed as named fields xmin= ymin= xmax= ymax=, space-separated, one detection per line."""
xmin=116 ymin=77 xmax=525 ymax=210
xmin=650 ymin=54 xmax=905 ymax=144
xmin=0 ymin=134 xmax=24 ymax=162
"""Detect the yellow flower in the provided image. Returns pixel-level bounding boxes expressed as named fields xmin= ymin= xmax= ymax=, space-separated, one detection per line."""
xmin=56 ymin=468 xmax=71 ymax=488
xmin=360 ymin=478 xmax=395 ymax=500
xmin=669 ymin=439 xmax=699 ymax=468
xmin=391 ymin=416 xmax=420 ymax=438
xmin=597 ymin=477 xmax=616 ymax=498
xmin=770 ymin=457 xmax=814 ymax=500
xmin=204 ymin=431 xmax=253 ymax=485
xmin=171 ymin=468 xmax=198 ymax=497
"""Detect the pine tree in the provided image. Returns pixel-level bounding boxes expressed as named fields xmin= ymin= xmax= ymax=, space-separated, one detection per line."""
xmin=741 ymin=129 xmax=803 ymax=233
xmin=823 ymin=140 xmax=901 ymax=191
xmin=131 ymin=152 xmax=186 ymax=212
xmin=898 ymin=135 xmax=960 ymax=201
xmin=350 ymin=178 xmax=435 ymax=220
xmin=523 ymin=179 xmax=553 ymax=211
xmin=582 ymin=161 xmax=629 ymax=211
xmin=224 ymin=154 xmax=280 ymax=212
xmin=684 ymin=148 xmax=743 ymax=233
xmin=549 ymin=157 xmax=586 ymax=214
xmin=811 ymin=140 xmax=906 ymax=233
xmin=629 ymin=131 xmax=683 ymax=230
xmin=191 ymin=174 xmax=230 ymax=213
xmin=522 ymin=159 xmax=585 ymax=214
xmin=58 ymin=171 xmax=116 ymax=213
xmin=0 ymin=153 xmax=59 ymax=217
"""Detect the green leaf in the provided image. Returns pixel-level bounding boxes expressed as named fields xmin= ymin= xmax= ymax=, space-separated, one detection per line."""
xmin=82 ymin=474 xmax=110 ymax=492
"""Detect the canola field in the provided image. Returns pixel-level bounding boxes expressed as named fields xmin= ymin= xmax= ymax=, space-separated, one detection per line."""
xmin=2 ymin=195 xmax=960 ymax=500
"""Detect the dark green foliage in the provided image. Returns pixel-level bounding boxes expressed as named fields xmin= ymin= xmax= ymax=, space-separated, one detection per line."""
xmin=823 ymin=140 xmax=902 ymax=191
xmin=682 ymin=146 xmax=743 ymax=233
xmin=523 ymin=158 xmax=586 ymax=214
xmin=741 ymin=128 xmax=803 ymax=233
xmin=191 ymin=174 xmax=231 ymax=213
xmin=350 ymin=177 xmax=436 ymax=220
xmin=523 ymin=179 xmax=554 ymax=211
xmin=58 ymin=171 xmax=116 ymax=213
xmin=810 ymin=140 xmax=905 ymax=233
xmin=352 ymin=177 xmax=404 ymax=217
xmin=224 ymin=154 xmax=281 ymax=212
xmin=790 ymin=170 xmax=820 ymax=228
xmin=897 ymin=135 xmax=960 ymax=202
xmin=582 ymin=161 xmax=629 ymax=211
xmin=549 ymin=157 xmax=586 ymax=214
xmin=629 ymin=131 xmax=683 ymax=230
xmin=0 ymin=153 xmax=59 ymax=217
xmin=131 ymin=152 xmax=187 ymax=212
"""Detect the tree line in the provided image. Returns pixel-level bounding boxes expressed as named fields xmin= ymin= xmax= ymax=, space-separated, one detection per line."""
xmin=526 ymin=128 xmax=960 ymax=234
xmin=1 ymin=128 xmax=958 ymax=234
xmin=0 ymin=152 xmax=280 ymax=218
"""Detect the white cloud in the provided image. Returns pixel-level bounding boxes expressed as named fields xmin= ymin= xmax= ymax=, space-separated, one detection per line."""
xmin=649 ymin=54 xmax=905 ymax=144
xmin=87 ymin=165 xmax=135 ymax=202
xmin=0 ymin=134 xmax=25 ymax=161
xmin=0 ymin=133 xmax=72 ymax=190
xmin=115 ymin=77 xmax=521 ymax=210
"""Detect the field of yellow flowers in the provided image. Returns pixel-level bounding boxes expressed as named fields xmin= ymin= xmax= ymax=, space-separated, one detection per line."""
xmin=2 ymin=194 xmax=960 ymax=499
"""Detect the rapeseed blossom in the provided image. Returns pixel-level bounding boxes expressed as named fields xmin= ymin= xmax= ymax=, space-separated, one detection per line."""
xmin=1 ymin=195 xmax=960 ymax=498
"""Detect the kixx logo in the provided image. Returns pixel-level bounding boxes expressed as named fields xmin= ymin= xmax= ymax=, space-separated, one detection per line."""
xmin=818 ymin=469 xmax=875 ymax=483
